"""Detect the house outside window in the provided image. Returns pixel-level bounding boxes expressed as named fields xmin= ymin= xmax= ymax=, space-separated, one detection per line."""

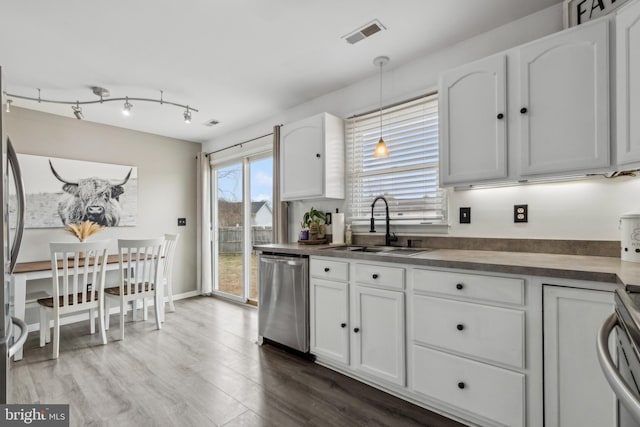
xmin=345 ymin=93 xmax=447 ymax=233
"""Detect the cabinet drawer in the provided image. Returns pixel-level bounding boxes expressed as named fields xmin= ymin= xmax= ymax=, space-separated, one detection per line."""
xmin=413 ymin=295 xmax=525 ymax=369
xmin=310 ymin=258 xmax=349 ymax=282
xmin=355 ymin=263 xmax=404 ymax=290
xmin=412 ymin=268 xmax=524 ymax=305
xmin=413 ymin=345 xmax=525 ymax=427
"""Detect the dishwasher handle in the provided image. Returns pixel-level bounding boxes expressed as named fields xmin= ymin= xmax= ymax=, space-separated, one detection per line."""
xmin=597 ymin=313 xmax=640 ymax=423
xmin=260 ymin=254 xmax=308 ymax=267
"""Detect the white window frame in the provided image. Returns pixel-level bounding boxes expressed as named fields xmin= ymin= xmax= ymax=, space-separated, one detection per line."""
xmin=345 ymin=93 xmax=448 ymax=235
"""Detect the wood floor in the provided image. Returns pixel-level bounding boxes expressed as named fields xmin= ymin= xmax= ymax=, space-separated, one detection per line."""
xmin=11 ymin=296 xmax=467 ymax=427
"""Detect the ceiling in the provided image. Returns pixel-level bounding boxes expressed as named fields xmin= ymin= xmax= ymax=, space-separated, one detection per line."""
xmin=0 ymin=1 xmax=561 ymax=144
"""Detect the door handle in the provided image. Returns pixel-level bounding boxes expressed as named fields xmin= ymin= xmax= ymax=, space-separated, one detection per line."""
xmin=597 ymin=313 xmax=640 ymax=423
xmin=7 ymin=139 xmax=25 ymax=274
xmin=8 ymin=317 xmax=27 ymax=358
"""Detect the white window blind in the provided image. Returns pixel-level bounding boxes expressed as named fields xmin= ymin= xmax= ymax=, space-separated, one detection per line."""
xmin=346 ymin=93 xmax=446 ymax=226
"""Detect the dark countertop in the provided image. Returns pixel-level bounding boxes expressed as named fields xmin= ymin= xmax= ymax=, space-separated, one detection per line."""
xmin=254 ymin=243 xmax=640 ymax=288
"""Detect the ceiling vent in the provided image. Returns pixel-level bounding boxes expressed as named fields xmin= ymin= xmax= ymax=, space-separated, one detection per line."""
xmin=343 ymin=19 xmax=386 ymax=45
xmin=205 ymin=119 xmax=220 ymax=127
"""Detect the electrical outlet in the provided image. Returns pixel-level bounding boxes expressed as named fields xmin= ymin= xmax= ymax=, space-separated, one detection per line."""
xmin=178 ymin=218 xmax=187 ymax=226
xmin=514 ymin=205 xmax=528 ymax=223
xmin=460 ymin=207 xmax=471 ymax=224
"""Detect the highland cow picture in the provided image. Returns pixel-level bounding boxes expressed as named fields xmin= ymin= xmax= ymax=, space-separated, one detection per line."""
xmin=10 ymin=154 xmax=137 ymax=228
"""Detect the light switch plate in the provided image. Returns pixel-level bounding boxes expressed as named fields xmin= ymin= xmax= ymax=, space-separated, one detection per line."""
xmin=460 ymin=207 xmax=471 ymax=224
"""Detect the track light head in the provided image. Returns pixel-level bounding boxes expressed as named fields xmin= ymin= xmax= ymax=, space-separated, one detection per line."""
xmin=184 ymin=107 xmax=192 ymax=124
xmin=5 ymin=99 xmax=12 ymax=113
xmin=72 ymin=103 xmax=83 ymax=120
xmin=122 ymin=98 xmax=133 ymax=116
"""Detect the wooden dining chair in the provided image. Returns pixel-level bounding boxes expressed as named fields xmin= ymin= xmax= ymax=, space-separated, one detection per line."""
xmin=162 ymin=233 xmax=179 ymax=316
xmin=105 ymin=238 xmax=164 ymax=340
xmin=38 ymin=240 xmax=110 ymax=359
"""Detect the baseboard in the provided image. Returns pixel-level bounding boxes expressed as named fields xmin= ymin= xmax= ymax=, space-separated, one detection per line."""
xmin=173 ymin=290 xmax=199 ymax=300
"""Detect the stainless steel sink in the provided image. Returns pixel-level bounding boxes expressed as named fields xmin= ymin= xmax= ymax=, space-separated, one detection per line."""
xmin=322 ymin=245 xmax=428 ymax=256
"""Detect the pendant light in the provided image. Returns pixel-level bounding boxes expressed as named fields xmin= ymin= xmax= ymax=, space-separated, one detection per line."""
xmin=373 ymin=55 xmax=390 ymax=158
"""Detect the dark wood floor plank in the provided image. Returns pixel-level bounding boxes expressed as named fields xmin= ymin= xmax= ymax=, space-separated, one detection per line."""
xmin=11 ymin=296 xmax=466 ymax=427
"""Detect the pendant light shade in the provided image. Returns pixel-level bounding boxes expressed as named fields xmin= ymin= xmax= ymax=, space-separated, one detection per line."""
xmin=373 ymin=56 xmax=389 ymax=158
xmin=374 ymin=138 xmax=389 ymax=157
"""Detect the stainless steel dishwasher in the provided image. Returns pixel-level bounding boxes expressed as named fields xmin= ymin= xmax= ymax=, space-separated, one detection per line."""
xmin=258 ymin=253 xmax=309 ymax=353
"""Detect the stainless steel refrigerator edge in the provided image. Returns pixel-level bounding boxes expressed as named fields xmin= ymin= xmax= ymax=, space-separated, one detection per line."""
xmin=257 ymin=254 xmax=309 ymax=353
xmin=598 ymin=288 xmax=640 ymax=426
xmin=0 ymin=66 xmax=28 ymax=404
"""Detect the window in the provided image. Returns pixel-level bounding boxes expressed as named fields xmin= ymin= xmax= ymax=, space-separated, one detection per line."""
xmin=345 ymin=93 xmax=446 ymax=231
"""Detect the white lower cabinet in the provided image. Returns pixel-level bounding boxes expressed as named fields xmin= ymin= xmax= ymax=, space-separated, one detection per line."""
xmin=310 ymin=257 xmax=619 ymax=427
xmin=413 ymin=345 xmax=525 ymax=427
xmin=543 ymin=285 xmax=616 ymax=427
xmin=409 ymin=267 xmax=531 ymax=427
xmin=310 ymin=257 xmax=406 ymax=387
xmin=309 ymin=278 xmax=349 ymax=364
xmin=413 ymin=295 xmax=525 ymax=369
xmin=351 ymin=284 xmax=404 ymax=386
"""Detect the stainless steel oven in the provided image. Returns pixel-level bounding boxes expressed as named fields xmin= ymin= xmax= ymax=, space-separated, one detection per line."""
xmin=598 ymin=288 xmax=640 ymax=426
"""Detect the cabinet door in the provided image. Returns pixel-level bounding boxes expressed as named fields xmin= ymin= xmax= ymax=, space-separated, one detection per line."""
xmin=543 ymin=285 xmax=616 ymax=427
xmin=310 ymin=278 xmax=349 ymax=364
xmin=352 ymin=285 xmax=405 ymax=386
xmin=617 ymin=0 xmax=640 ymax=165
xmin=520 ymin=20 xmax=609 ymax=175
xmin=439 ymin=54 xmax=507 ymax=185
xmin=280 ymin=114 xmax=324 ymax=200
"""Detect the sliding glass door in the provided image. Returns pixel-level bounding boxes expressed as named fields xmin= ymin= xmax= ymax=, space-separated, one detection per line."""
xmin=211 ymin=144 xmax=272 ymax=303
xmin=248 ymin=155 xmax=273 ymax=302
xmin=215 ymin=162 xmax=244 ymax=299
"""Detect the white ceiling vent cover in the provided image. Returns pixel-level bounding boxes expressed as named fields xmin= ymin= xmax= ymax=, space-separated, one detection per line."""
xmin=343 ymin=19 xmax=386 ymax=44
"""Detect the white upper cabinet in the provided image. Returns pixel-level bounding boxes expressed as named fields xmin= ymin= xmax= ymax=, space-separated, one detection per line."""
xmin=439 ymin=54 xmax=508 ymax=185
xmin=616 ymin=0 xmax=640 ymax=165
xmin=280 ymin=112 xmax=344 ymax=201
xmin=439 ymin=18 xmax=611 ymax=186
xmin=520 ymin=19 xmax=610 ymax=176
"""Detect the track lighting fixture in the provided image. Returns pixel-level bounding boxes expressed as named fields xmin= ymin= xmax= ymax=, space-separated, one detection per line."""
xmin=373 ymin=55 xmax=390 ymax=158
xmin=72 ymin=103 xmax=83 ymax=120
xmin=2 ymin=87 xmax=198 ymax=123
xmin=122 ymin=97 xmax=133 ymax=116
xmin=5 ymin=99 xmax=11 ymax=113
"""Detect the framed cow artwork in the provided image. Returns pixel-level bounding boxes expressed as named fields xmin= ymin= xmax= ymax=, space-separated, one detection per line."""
xmin=10 ymin=154 xmax=137 ymax=228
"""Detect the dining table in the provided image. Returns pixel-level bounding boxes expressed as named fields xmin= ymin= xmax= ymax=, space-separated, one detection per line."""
xmin=11 ymin=254 xmax=164 ymax=361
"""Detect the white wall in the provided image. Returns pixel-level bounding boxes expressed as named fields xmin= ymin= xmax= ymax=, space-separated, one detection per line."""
xmin=5 ymin=107 xmax=200 ymax=295
xmin=205 ymin=5 xmax=640 ymax=242
xmin=203 ymin=5 xmax=563 ymax=153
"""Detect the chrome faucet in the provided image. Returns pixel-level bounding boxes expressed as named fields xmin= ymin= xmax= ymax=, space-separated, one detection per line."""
xmin=370 ymin=196 xmax=398 ymax=246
